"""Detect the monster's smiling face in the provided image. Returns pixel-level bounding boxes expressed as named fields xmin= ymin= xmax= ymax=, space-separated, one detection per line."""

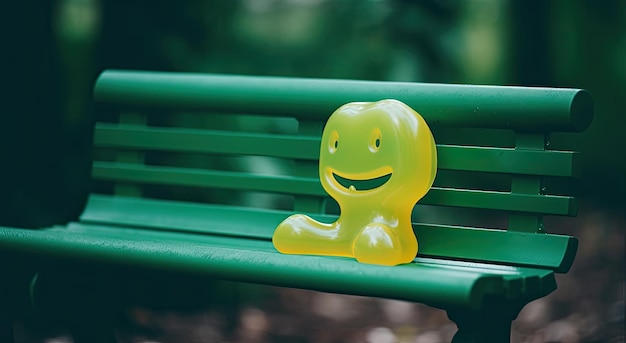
xmin=320 ymin=99 xmax=437 ymax=206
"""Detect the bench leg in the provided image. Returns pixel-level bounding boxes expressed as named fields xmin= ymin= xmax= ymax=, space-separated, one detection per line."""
xmin=447 ymin=307 xmax=517 ymax=343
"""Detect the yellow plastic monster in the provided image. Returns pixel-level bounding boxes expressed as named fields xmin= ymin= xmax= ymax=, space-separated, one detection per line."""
xmin=273 ymin=99 xmax=437 ymax=266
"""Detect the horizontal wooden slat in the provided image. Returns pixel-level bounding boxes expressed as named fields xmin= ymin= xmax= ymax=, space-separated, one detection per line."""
xmin=79 ymin=194 xmax=576 ymax=272
xmin=95 ymin=124 xmax=319 ymax=160
xmin=439 ymin=145 xmax=581 ymax=177
xmin=93 ymin=162 xmax=321 ymax=196
xmin=91 ymin=162 xmax=576 ymax=216
xmin=94 ymin=70 xmax=594 ymax=132
xmin=423 ymin=188 xmax=575 ymax=216
xmin=416 ymin=224 xmax=577 ymax=273
xmin=94 ymin=124 xmax=581 ymax=177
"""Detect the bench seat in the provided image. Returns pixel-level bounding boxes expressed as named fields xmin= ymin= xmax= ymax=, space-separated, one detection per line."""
xmin=0 ymin=194 xmax=556 ymax=312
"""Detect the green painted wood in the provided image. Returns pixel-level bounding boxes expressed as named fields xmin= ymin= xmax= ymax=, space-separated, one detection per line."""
xmin=113 ymin=113 xmax=147 ymax=197
xmin=422 ymin=188 xmax=576 ymax=216
xmin=508 ymin=176 xmax=546 ymax=232
xmin=416 ymin=225 xmax=577 ymax=273
xmin=94 ymin=124 xmax=320 ymax=161
xmin=94 ymin=124 xmax=582 ymax=177
xmin=431 ymin=127 xmax=515 ymax=148
xmin=91 ymin=162 xmax=576 ymax=216
xmin=0 ymin=223 xmax=556 ymax=311
xmin=79 ymin=194 xmax=284 ymax=240
xmin=92 ymin=161 xmax=322 ymax=196
xmin=439 ymin=146 xmax=581 ymax=177
xmin=94 ymin=70 xmax=593 ymax=132
xmin=292 ymin=120 xmax=324 ymax=213
xmin=419 ymin=257 xmax=556 ymax=299
xmin=509 ymin=134 xmax=548 ymax=232
xmin=79 ymin=195 xmax=577 ymax=272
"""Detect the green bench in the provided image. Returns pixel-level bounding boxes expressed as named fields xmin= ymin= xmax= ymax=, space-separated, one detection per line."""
xmin=0 ymin=70 xmax=593 ymax=342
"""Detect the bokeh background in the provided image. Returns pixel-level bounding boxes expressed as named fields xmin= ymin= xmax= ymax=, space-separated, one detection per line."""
xmin=1 ymin=1 xmax=624 ymax=342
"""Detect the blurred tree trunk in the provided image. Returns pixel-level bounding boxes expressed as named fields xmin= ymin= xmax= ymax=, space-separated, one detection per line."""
xmin=0 ymin=1 xmax=89 ymax=228
xmin=509 ymin=1 xmax=553 ymax=86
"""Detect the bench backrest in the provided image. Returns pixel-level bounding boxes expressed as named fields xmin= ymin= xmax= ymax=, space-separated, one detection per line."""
xmin=91 ymin=70 xmax=593 ymax=273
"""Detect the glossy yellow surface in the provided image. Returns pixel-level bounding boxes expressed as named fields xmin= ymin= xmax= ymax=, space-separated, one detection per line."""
xmin=273 ymin=99 xmax=437 ymax=266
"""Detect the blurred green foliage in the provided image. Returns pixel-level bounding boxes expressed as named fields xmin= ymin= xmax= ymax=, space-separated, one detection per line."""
xmin=1 ymin=0 xmax=624 ymax=228
xmin=61 ymin=0 xmax=626 ymax=202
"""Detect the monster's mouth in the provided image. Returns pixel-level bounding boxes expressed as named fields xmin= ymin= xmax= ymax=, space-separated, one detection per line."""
xmin=333 ymin=172 xmax=392 ymax=191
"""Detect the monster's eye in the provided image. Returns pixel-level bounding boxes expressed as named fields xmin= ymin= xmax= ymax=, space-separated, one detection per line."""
xmin=329 ymin=131 xmax=339 ymax=153
xmin=369 ymin=128 xmax=382 ymax=152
